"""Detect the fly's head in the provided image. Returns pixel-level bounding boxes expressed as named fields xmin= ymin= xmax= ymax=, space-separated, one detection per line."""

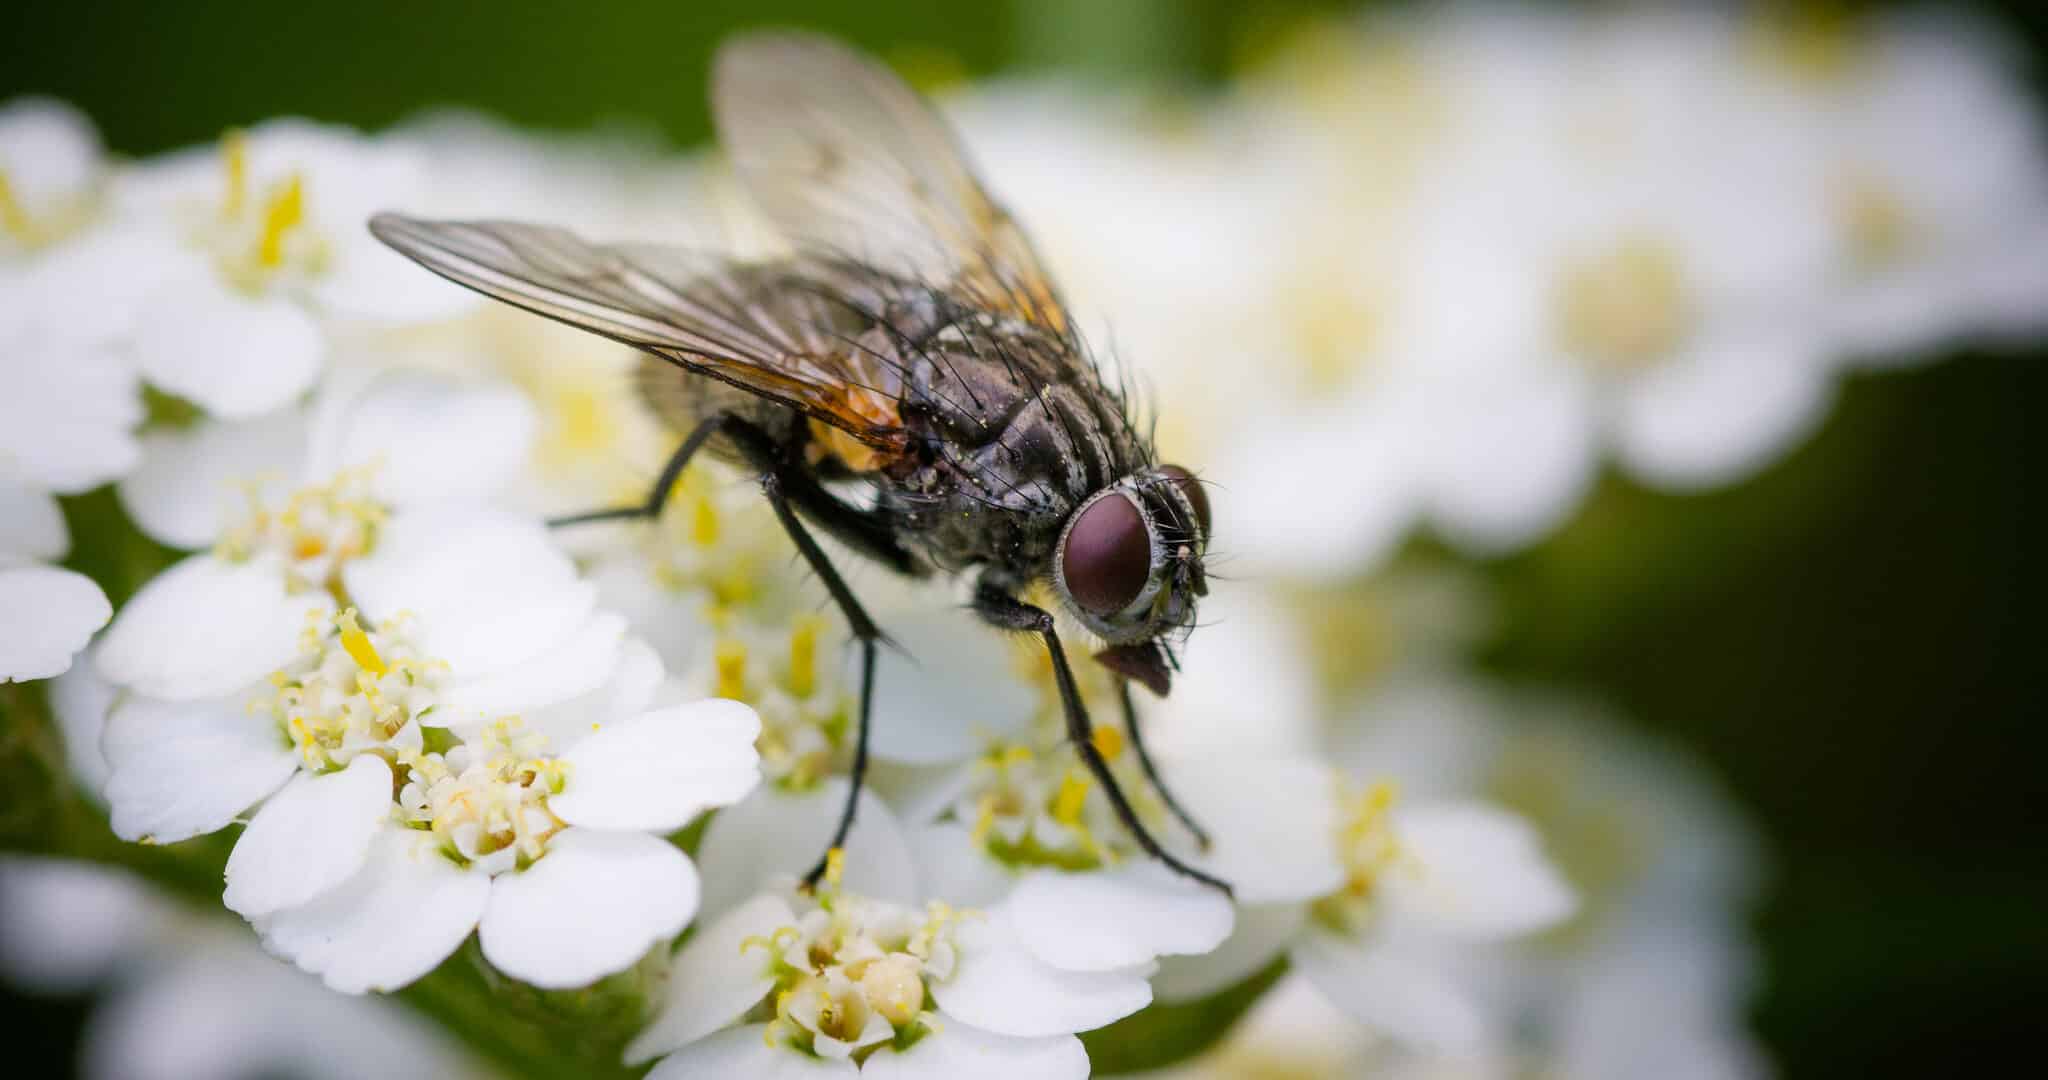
xmin=1051 ymin=465 xmax=1211 ymax=697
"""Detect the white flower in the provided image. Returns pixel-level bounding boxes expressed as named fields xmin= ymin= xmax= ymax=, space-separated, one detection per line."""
xmin=92 ymin=122 xmax=477 ymax=422
xmin=95 ymin=479 xmax=759 ymax=991
xmin=629 ymin=885 xmax=1132 ymax=1078
xmin=1 ymin=97 xmax=104 ymax=257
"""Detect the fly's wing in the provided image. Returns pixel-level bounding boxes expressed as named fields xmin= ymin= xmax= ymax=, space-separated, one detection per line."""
xmin=713 ymin=32 xmax=1073 ymax=340
xmin=367 ymin=213 xmax=908 ymax=447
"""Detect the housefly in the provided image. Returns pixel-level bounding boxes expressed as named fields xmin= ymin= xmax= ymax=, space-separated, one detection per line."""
xmin=369 ymin=32 xmax=1226 ymax=894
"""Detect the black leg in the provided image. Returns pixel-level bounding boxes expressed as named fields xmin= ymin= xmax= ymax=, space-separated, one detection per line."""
xmin=548 ymin=414 xmax=728 ymax=528
xmin=972 ymin=582 xmax=1233 ymax=897
xmin=759 ymin=469 xmax=884 ymax=892
xmin=1118 ymin=680 xmax=1213 ymax=851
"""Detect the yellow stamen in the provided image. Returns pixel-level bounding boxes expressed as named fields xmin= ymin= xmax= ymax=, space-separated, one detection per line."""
xmin=787 ymin=614 xmax=822 ymax=698
xmin=824 ymin=846 xmax=846 ymax=887
xmin=1091 ymin=725 xmax=1126 ymax=762
xmin=1052 ymin=770 xmax=1090 ymax=826
xmin=714 ymin=639 xmax=749 ymax=701
xmin=256 ymin=174 xmax=304 ymax=268
xmin=336 ymin=609 xmax=387 ymax=676
xmin=689 ymin=490 xmax=720 ymax=547
xmin=0 ymin=170 xmax=32 ymax=241
xmin=221 ymin=130 xmax=249 ymax=218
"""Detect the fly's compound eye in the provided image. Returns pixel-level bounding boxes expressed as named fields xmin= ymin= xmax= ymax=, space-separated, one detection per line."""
xmin=1060 ymin=491 xmax=1152 ymax=617
xmin=1157 ymin=464 xmax=1211 ymax=538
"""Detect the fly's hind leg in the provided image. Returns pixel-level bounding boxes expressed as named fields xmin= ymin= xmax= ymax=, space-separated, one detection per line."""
xmin=972 ymin=581 xmax=1233 ymax=897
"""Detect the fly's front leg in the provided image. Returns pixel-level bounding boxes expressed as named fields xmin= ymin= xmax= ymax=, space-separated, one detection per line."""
xmin=755 ymin=469 xmax=886 ymax=893
xmin=548 ymin=414 xmax=728 ymax=528
xmin=1117 ymin=680 xmax=1212 ymax=850
xmin=971 ymin=582 xmax=1233 ymax=897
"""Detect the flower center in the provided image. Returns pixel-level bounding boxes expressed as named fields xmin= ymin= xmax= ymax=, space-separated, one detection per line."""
xmin=216 ymin=466 xmax=386 ymax=596
xmin=745 ymin=892 xmax=964 ymax=1062
xmin=1312 ymin=779 xmax=1405 ymax=933
xmin=199 ymin=130 xmax=330 ymax=294
xmin=1555 ymin=234 xmax=1692 ymax=373
xmin=0 ymin=167 xmax=95 ymax=252
xmin=398 ymin=718 xmax=570 ymax=872
xmin=713 ymin=616 xmax=852 ymax=791
xmin=260 ymin=608 xmax=445 ymax=773
xmin=1833 ymin=169 xmax=1918 ymax=273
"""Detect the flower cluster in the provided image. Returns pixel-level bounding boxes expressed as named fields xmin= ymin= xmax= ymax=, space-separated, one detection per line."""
xmin=2 ymin=5 xmax=2035 ymax=1078
xmin=955 ymin=5 xmax=2048 ymax=578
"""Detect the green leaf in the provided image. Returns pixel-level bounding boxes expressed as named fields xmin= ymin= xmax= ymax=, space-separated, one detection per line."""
xmin=1081 ymin=955 xmax=1287 ymax=1075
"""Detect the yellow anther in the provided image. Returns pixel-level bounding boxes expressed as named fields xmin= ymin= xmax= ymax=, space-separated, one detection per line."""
xmin=336 ymin=609 xmax=388 ymax=676
xmin=969 ymin=794 xmax=998 ymax=846
xmin=689 ymin=491 xmax=720 ymax=547
xmin=0 ymin=170 xmax=32 ymax=241
xmin=787 ymin=614 xmax=823 ymax=698
xmin=256 ymin=173 xmax=304 ymax=268
xmin=1052 ymin=771 xmax=1090 ymax=826
xmin=1091 ymin=725 xmax=1126 ymax=762
xmin=220 ymin=130 xmax=248 ymax=218
xmin=714 ymin=639 xmax=749 ymax=701
xmin=825 ymin=846 xmax=846 ymax=887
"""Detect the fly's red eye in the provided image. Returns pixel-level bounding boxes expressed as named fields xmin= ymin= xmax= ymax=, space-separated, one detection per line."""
xmin=1062 ymin=492 xmax=1151 ymax=616
xmin=1158 ymin=464 xmax=1210 ymax=538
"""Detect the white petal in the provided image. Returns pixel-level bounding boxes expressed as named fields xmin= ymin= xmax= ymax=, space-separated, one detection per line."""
xmin=1167 ymin=754 xmax=1346 ymax=905
xmin=1613 ymin=329 xmax=1835 ymax=492
xmin=933 ymin=904 xmax=1154 ymax=1038
xmin=96 ymin=554 xmax=333 ymax=700
xmin=304 ymin=369 xmax=536 ymax=506
xmin=1289 ymin=929 xmax=1490 ymax=1055
xmin=257 ymin=825 xmax=488 ymax=993
xmin=0 ymin=478 xmax=67 ymax=561
xmin=223 ymin=755 xmax=392 ymax=918
xmin=479 ymin=828 xmax=698 ymax=989
xmin=906 ymin=822 xmax=1015 ymax=908
xmin=523 ymin=634 xmax=665 ymax=751
xmin=867 ymin=608 xmax=1036 ymax=765
xmin=1152 ymin=901 xmax=1306 ymax=1004
xmin=645 ymin=1025 xmax=855 ymax=1080
xmin=116 ymin=410 xmax=307 ymax=549
xmin=0 ymin=97 xmax=100 ymax=207
xmin=1009 ymin=864 xmax=1234 ymax=972
xmin=0 ymin=565 xmax=110 ymax=682
xmin=133 ymin=284 xmax=323 ymax=419
xmin=552 ymin=699 xmax=760 ymax=832
xmin=343 ymin=506 xmax=594 ymax=681
xmin=863 ymin=1023 xmax=1088 ymax=1080
xmin=49 ymin=656 xmax=119 ymax=798
xmin=625 ymin=893 xmax=795 ymax=1064
xmin=1206 ymin=403 xmax=1419 ymax=580
xmin=1419 ymin=374 xmax=1598 ymax=554
xmin=1384 ymin=802 xmax=1577 ymax=940
xmin=435 ymin=611 xmax=626 ymax=720
xmin=694 ymin=779 xmax=918 ymax=922
xmin=0 ymin=320 xmax=142 ymax=494
xmin=101 ymin=692 xmax=296 ymax=844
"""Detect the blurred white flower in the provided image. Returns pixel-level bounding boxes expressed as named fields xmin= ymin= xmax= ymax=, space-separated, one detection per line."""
xmin=0 ymin=97 xmax=104 ymax=257
xmin=629 ymin=884 xmax=1131 ymax=1078
xmin=0 ymin=476 xmax=111 ymax=683
xmin=0 ymin=857 xmax=493 ymax=1080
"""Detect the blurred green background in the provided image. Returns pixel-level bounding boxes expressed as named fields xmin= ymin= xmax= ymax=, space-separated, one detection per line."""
xmin=5 ymin=1 xmax=2045 ymax=1074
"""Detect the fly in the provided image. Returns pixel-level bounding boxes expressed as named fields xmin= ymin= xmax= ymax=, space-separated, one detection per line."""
xmin=369 ymin=32 xmax=1227 ymax=895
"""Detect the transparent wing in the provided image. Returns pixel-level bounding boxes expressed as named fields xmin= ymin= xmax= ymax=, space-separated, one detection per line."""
xmin=713 ymin=32 xmax=1072 ymax=337
xmin=368 ymin=212 xmax=909 ymax=446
